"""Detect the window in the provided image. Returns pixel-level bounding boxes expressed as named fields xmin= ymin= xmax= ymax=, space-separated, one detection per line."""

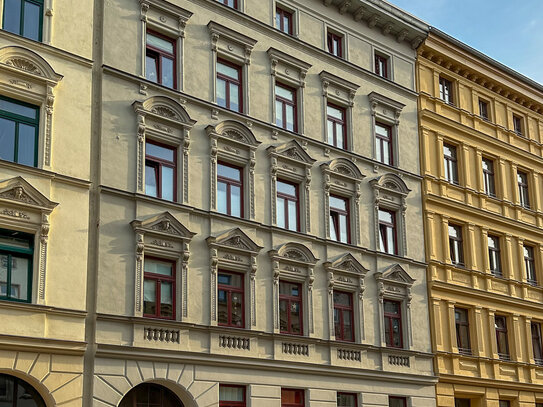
xmin=275 ymin=6 xmax=293 ymax=35
xmin=499 ymin=401 xmax=510 ymax=407
xmin=276 ymin=180 xmax=299 ymax=232
xmin=517 ymin=171 xmax=530 ymax=209
xmin=513 ymin=114 xmax=523 ymax=136
xmin=448 ymin=224 xmax=464 ymax=266
xmin=217 ymin=271 xmax=244 ymax=328
xmin=145 ymin=141 xmax=176 ymax=201
xmin=217 ymin=59 xmax=242 ymax=113
xmin=119 ymin=383 xmax=183 ymax=407
xmin=219 ymin=385 xmax=245 ymax=407
xmin=379 ymin=209 xmax=397 ymax=255
xmin=479 ymin=99 xmax=489 ymax=120
xmin=443 ymin=143 xmax=459 ymax=184
xmin=337 ymin=393 xmax=357 ymax=407
xmin=488 ymin=235 xmax=502 ymax=277
xmin=327 ymin=31 xmax=342 ymax=58
xmin=495 ymin=315 xmax=509 ymax=360
xmin=482 ymin=158 xmax=496 ymax=197
xmin=0 ymin=96 xmax=39 ymax=167
xmin=376 ymin=122 xmax=393 ymax=165
xmin=389 ymin=397 xmax=407 ymax=407
xmin=143 ymin=258 xmax=175 ymax=319
xmin=216 ymin=0 xmax=238 ymax=8
xmin=333 ymin=291 xmax=354 ymax=341
xmin=532 ymin=322 xmax=543 ymax=365
xmin=384 ymin=299 xmax=402 ymax=348
xmin=3 ymin=0 xmax=43 ymax=41
xmin=327 ymin=103 xmax=346 ymax=149
xmin=375 ymin=53 xmax=389 ymax=78
xmin=0 ymin=229 xmax=33 ymax=303
xmin=145 ymin=30 xmax=176 ymax=89
xmin=524 ymin=245 xmax=537 ymax=285
xmin=275 ymin=83 xmax=297 ymax=132
xmin=0 ymin=374 xmax=46 ymax=407
xmin=217 ymin=162 xmax=243 ymax=217
xmin=455 ymin=399 xmax=471 ymax=407
xmin=329 ymin=195 xmax=349 ymax=244
xmin=279 ymin=281 xmax=302 ymax=335
xmin=439 ymin=77 xmax=453 ymax=104
xmin=455 ymin=308 xmax=471 ymax=354
xmin=281 ymin=389 xmax=304 ymax=407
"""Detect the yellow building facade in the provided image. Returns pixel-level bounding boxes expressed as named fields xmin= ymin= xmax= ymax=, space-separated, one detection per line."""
xmin=418 ymin=30 xmax=543 ymax=407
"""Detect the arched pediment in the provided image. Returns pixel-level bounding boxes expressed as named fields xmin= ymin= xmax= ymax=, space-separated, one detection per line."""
xmin=207 ymin=227 xmax=262 ymax=253
xmin=274 ymin=242 xmax=318 ymax=264
xmin=326 ymin=158 xmax=364 ymax=180
xmin=131 ymin=212 xmax=195 ymax=240
xmin=0 ymin=46 xmax=62 ymax=82
xmin=207 ymin=120 xmax=260 ymax=146
xmin=136 ymin=96 xmax=195 ymax=126
xmin=370 ymin=173 xmax=410 ymax=195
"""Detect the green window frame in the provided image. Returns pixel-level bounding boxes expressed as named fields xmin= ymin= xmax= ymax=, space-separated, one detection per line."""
xmin=0 ymin=95 xmax=40 ymax=167
xmin=3 ymin=0 xmax=44 ymax=41
xmin=0 ymin=229 xmax=34 ymax=303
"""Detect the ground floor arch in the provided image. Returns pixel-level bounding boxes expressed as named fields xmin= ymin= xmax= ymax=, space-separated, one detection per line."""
xmin=0 ymin=373 xmax=47 ymax=407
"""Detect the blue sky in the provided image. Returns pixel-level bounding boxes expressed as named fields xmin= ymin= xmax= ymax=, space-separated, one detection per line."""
xmin=389 ymin=0 xmax=543 ymax=84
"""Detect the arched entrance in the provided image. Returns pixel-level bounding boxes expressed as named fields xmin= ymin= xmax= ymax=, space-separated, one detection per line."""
xmin=119 ymin=383 xmax=184 ymax=407
xmin=0 ymin=374 xmax=46 ymax=407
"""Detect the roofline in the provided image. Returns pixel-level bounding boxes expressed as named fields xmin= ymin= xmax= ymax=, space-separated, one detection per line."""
xmin=366 ymin=0 xmax=430 ymax=33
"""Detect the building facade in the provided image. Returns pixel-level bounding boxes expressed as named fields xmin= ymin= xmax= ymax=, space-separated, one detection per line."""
xmin=418 ymin=30 xmax=543 ymax=407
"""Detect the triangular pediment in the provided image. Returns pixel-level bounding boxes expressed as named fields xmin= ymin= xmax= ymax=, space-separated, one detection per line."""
xmin=269 ymin=140 xmax=316 ymax=164
xmin=209 ymin=228 xmax=263 ymax=253
xmin=327 ymin=253 xmax=368 ymax=275
xmin=131 ymin=212 xmax=195 ymax=239
xmin=0 ymin=177 xmax=57 ymax=211
xmin=381 ymin=264 xmax=415 ymax=285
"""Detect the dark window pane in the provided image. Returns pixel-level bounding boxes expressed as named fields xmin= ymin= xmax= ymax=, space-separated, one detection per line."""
xmin=0 ymin=98 xmax=37 ymax=119
xmin=160 ymin=281 xmax=173 ymax=317
xmin=17 ymin=123 xmax=36 ymax=166
xmin=23 ymin=0 xmax=41 ymax=41
xmin=0 ymin=118 xmax=15 ymax=162
xmin=220 ymin=385 xmax=244 ymax=402
xmin=4 ymin=0 xmax=22 ymax=35
xmin=143 ymin=279 xmax=156 ymax=315
xmin=161 ymin=166 xmax=174 ymax=201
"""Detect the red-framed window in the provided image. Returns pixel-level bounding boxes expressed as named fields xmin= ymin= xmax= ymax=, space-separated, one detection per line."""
xmin=455 ymin=307 xmax=471 ymax=354
xmin=384 ymin=299 xmax=402 ymax=348
xmin=495 ymin=315 xmax=509 ymax=360
xmin=439 ymin=76 xmax=453 ymax=104
xmin=275 ymin=83 xmax=297 ymax=132
xmin=329 ymin=195 xmax=350 ymax=244
xmin=389 ymin=397 xmax=407 ymax=407
xmin=216 ymin=0 xmax=238 ymax=9
xmin=217 ymin=162 xmax=243 ymax=217
xmin=333 ymin=290 xmax=354 ymax=342
xmin=488 ymin=235 xmax=502 ymax=277
xmin=218 ymin=271 xmax=244 ymax=328
xmin=376 ymin=122 xmax=393 ymax=165
xmin=217 ymin=59 xmax=242 ymax=112
xmin=145 ymin=30 xmax=176 ymax=89
xmin=448 ymin=224 xmax=464 ymax=266
xmin=378 ymin=208 xmax=397 ymax=255
xmin=517 ymin=170 xmax=530 ymax=209
xmin=482 ymin=157 xmax=496 ymax=197
xmin=479 ymin=99 xmax=489 ymax=120
xmin=279 ymin=281 xmax=302 ymax=335
xmin=143 ymin=258 xmax=175 ymax=319
xmin=443 ymin=143 xmax=459 ymax=184
xmin=524 ymin=245 xmax=537 ymax=285
xmin=276 ymin=179 xmax=299 ymax=231
xmin=219 ymin=385 xmax=245 ymax=407
xmin=327 ymin=31 xmax=342 ymax=57
xmin=375 ymin=53 xmax=389 ymax=78
xmin=532 ymin=322 xmax=543 ymax=366
xmin=145 ymin=140 xmax=176 ymax=201
xmin=337 ymin=393 xmax=357 ymax=407
xmin=275 ymin=6 xmax=293 ymax=35
xmin=327 ymin=103 xmax=346 ymax=149
xmin=281 ymin=388 xmax=304 ymax=407
xmin=513 ymin=114 xmax=523 ymax=136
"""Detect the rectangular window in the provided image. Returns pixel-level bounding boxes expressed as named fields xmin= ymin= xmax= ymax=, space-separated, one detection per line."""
xmin=375 ymin=53 xmax=389 ymax=78
xmin=384 ymin=299 xmax=402 ymax=348
xmin=217 ymin=271 xmax=244 ymax=328
xmin=216 ymin=0 xmax=238 ymax=9
xmin=143 ymin=258 xmax=175 ymax=319
xmin=275 ymin=83 xmax=297 ymax=132
xmin=275 ymin=6 xmax=293 ymax=35
xmin=0 ymin=95 xmax=39 ymax=167
xmin=145 ymin=141 xmax=176 ymax=201
xmin=217 ymin=162 xmax=243 ymax=217
xmin=455 ymin=308 xmax=471 ymax=354
xmin=443 ymin=143 xmax=459 ymax=184
xmin=219 ymin=385 xmax=245 ymax=407
xmin=479 ymin=99 xmax=489 ymax=120
xmin=329 ymin=195 xmax=349 ymax=244
xmin=376 ymin=122 xmax=393 ymax=165
xmin=524 ymin=245 xmax=537 ymax=285
xmin=499 ymin=401 xmax=510 ymax=407
xmin=389 ymin=397 xmax=407 ymax=407
xmin=379 ymin=209 xmax=397 ymax=255
xmin=448 ymin=224 xmax=464 ymax=266
xmin=3 ymin=0 xmax=43 ymax=41
xmin=482 ymin=157 xmax=496 ymax=197
xmin=532 ymin=322 xmax=543 ymax=366
xmin=146 ymin=30 xmax=176 ymax=89
xmin=513 ymin=114 xmax=523 ymax=136
xmin=488 ymin=235 xmax=502 ymax=277
xmin=327 ymin=31 xmax=342 ymax=58
xmin=337 ymin=393 xmax=357 ymax=407
xmin=455 ymin=399 xmax=471 ymax=407
xmin=0 ymin=229 xmax=33 ymax=303
xmin=333 ymin=291 xmax=354 ymax=342
xmin=217 ymin=59 xmax=242 ymax=113
xmin=439 ymin=77 xmax=453 ymax=104
xmin=327 ymin=103 xmax=346 ymax=149
xmin=279 ymin=281 xmax=302 ymax=335
xmin=281 ymin=388 xmax=304 ymax=407
xmin=276 ymin=180 xmax=299 ymax=232
xmin=495 ymin=315 xmax=509 ymax=360
xmin=517 ymin=171 xmax=530 ymax=209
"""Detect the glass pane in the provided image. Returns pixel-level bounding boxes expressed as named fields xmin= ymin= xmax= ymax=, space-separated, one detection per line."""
xmin=231 ymin=185 xmax=241 ymax=217
xmin=160 ymin=56 xmax=174 ymax=88
xmin=17 ymin=123 xmax=36 ymax=166
xmin=282 ymin=389 xmax=303 ymax=404
xmin=23 ymin=0 xmax=41 ymax=41
xmin=392 ymin=318 xmax=401 ymax=346
xmin=386 ymin=227 xmax=395 ymax=254
xmin=4 ymin=0 xmax=21 ymax=35
xmin=290 ymin=301 xmax=301 ymax=333
xmin=231 ymin=292 xmax=243 ymax=326
xmin=217 ymin=181 xmax=227 ymax=214
xmin=282 ymin=15 xmax=289 ymax=33
xmin=379 ymin=209 xmax=392 ymax=223
xmin=334 ymin=291 xmax=351 ymax=306
xmin=147 ymin=33 xmax=174 ymax=53
xmin=216 ymin=78 xmax=226 ymax=107
xmin=329 ymin=215 xmax=337 ymax=241
xmin=277 ymin=180 xmax=296 ymax=196
xmin=275 ymin=85 xmax=294 ymax=101
xmin=279 ymin=299 xmax=288 ymax=332
xmin=0 ymin=99 xmax=37 ymax=119
xmin=330 ymin=196 xmax=346 ymax=211
xmin=379 ymin=226 xmax=386 ymax=252
xmin=339 ymin=215 xmax=347 ymax=242
xmin=143 ymin=279 xmax=156 ymax=315
xmin=276 ymin=197 xmax=285 ymax=228
xmin=218 ymin=163 xmax=241 ymax=181
xmin=376 ymin=124 xmax=389 ymax=137
xmin=217 ymin=62 xmax=239 ymax=79
xmin=448 ymin=225 xmax=460 ymax=239
xmin=145 ymin=164 xmax=157 ymax=197
xmin=145 ymin=55 xmax=158 ymax=83
xmin=275 ymin=11 xmax=281 ymax=30
xmin=335 ymin=123 xmax=344 ymax=148
xmin=161 ymin=166 xmax=174 ymax=201
xmin=334 ymin=308 xmax=340 ymax=333
xmin=229 ymin=83 xmax=239 ymax=112
xmin=160 ymin=282 xmax=173 ymax=317
xmin=144 ymin=259 xmax=172 ymax=276
xmin=280 ymin=281 xmax=298 ymax=296
xmin=384 ymin=301 xmax=399 ymax=314
xmin=146 ymin=142 xmax=174 ymax=161
xmin=275 ymin=100 xmax=283 ymax=127
xmin=383 ymin=142 xmax=390 ymax=164
xmin=0 ymin=255 xmax=7 ymax=297
xmin=220 ymin=386 xmax=244 ymax=402
xmin=219 ymin=273 xmax=242 ymax=288
xmin=338 ymin=394 xmax=356 ymax=407
xmin=0 ymin=118 xmax=16 ymax=162
xmin=343 ymin=310 xmax=353 ymax=340
xmin=327 ymin=105 xmax=343 ymax=120
xmin=327 ymin=119 xmax=334 ymax=145
xmin=285 ymin=105 xmax=294 ymax=131
xmin=390 ymin=398 xmax=406 ymax=407
xmin=9 ymin=256 xmax=29 ymax=300
xmin=376 ymin=139 xmax=382 ymax=162
xmin=218 ymin=289 xmax=228 ymax=325
xmin=288 ymin=199 xmax=297 ymax=231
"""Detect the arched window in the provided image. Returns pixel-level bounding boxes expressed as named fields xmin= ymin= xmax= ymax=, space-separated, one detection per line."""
xmin=0 ymin=374 xmax=46 ymax=407
xmin=119 ymin=383 xmax=184 ymax=407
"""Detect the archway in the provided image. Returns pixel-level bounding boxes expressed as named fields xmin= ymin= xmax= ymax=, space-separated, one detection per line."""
xmin=119 ymin=383 xmax=184 ymax=407
xmin=0 ymin=374 xmax=46 ymax=407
